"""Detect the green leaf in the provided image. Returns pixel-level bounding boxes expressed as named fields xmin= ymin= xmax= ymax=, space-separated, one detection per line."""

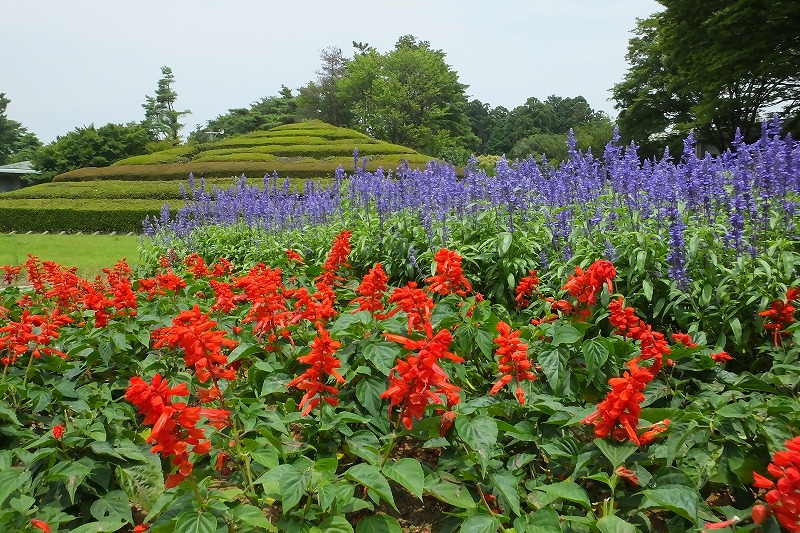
xmin=280 ymin=466 xmax=312 ymax=512
xmin=490 ymin=471 xmax=521 ymax=516
xmin=70 ymin=521 xmax=133 ymax=533
xmin=383 ymin=458 xmax=424 ymax=500
xmin=317 ymin=516 xmax=354 ymax=533
xmin=642 ymin=279 xmax=653 ymax=301
xmin=594 ymin=438 xmax=638 ymax=470
xmin=497 ymin=232 xmax=513 ymax=257
xmin=174 ymin=512 xmax=218 ymax=533
xmin=456 ymin=415 xmax=498 ymax=477
xmin=426 ymin=478 xmax=476 ymax=508
xmin=362 ymin=342 xmax=400 ymax=375
xmin=536 ymin=481 xmax=591 ymax=510
xmin=552 ymin=323 xmax=582 ymax=345
xmin=460 ymin=513 xmax=500 ymax=533
xmin=0 ymin=469 xmax=30 ymax=506
xmin=232 ymin=505 xmax=277 ymax=531
xmin=538 ymin=348 xmax=567 ymax=396
xmin=583 ymin=338 xmax=610 ymax=385
xmin=90 ymin=490 xmax=132 ymax=525
xmin=115 ymin=452 xmax=164 ymax=513
xmin=596 ymin=515 xmax=640 ymax=533
xmin=356 ymin=377 xmax=384 ymax=417
xmin=640 ymin=485 xmax=699 ymax=522
xmin=729 ymin=317 xmax=742 ymax=346
xmin=345 ymin=464 xmax=397 ymax=511
xmin=355 ymin=515 xmax=401 ymax=533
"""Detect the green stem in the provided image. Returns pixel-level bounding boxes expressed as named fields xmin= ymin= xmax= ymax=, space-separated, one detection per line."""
xmin=21 ymin=349 xmax=36 ymax=389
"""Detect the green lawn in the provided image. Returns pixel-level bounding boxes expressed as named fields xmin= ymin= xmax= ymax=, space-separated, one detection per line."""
xmin=0 ymin=233 xmax=141 ymax=278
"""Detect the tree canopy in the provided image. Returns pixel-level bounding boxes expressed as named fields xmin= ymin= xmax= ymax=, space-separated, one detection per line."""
xmin=613 ymin=0 xmax=800 ymax=157
xmin=0 ymin=93 xmax=42 ymax=165
xmin=142 ymin=66 xmax=191 ymax=142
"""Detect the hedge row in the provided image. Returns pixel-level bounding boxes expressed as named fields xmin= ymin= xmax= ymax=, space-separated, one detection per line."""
xmin=113 ymin=146 xmax=199 ymax=166
xmin=0 ymin=179 xmax=256 ymax=200
xmin=53 ymin=157 xmax=434 ymax=182
xmin=194 ymin=143 xmax=415 ymax=158
xmin=0 ymin=199 xmax=180 ymax=233
xmin=191 ymin=153 xmax=279 ymax=163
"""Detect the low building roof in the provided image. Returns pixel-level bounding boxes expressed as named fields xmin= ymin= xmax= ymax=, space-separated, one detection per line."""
xmin=0 ymin=161 xmax=39 ymax=175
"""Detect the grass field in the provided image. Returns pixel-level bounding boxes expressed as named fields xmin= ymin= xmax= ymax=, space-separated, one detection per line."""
xmin=0 ymin=234 xmax=141 ymax=277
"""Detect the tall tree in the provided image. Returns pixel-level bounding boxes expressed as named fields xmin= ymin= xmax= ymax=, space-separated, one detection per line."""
xmin=613 ymin=1 xmax=800 ymax=156
xmin=0 ymin=93 xmax=42 ymax=165
xmin=33 ymin=123 xmax=150 ymax=181
xmin=296 ymin=47 xmax=350 ymax=126
xmin=338 ymin=35 xmax=477 ymax=156
xmin=189 ymin=86 xmax=297 ymax=141
xmin=142 ymin=66 xmax=191 ymax=142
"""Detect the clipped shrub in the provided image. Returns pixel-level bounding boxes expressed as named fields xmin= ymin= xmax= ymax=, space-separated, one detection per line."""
xmin=113 ymin=146 xmax=198 ymax=165
xmin=0 ymin=199 xmax=181 ymax=233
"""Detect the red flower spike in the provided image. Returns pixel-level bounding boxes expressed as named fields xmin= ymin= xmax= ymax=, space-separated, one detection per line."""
xmin=351 ymin=263 xmax=389 ymax=318
xmin=152 ymin=305 xmax=238 ymax=384
xmin=760 ymin=288 xmax=798 ymax=347
xmin=133 ymin=525 xmax=150 ymax=533
xmin=562 ymin=259 xmax=616 ymax=307
xmin=386 ymin=282 xmax=435 ymax=334
xmin=489 ymin=321 xmax=536 ymax=403
xmin=314 ymin=230 xmax=352 ymax=286
xmin=425 ymin=249 xmax=472 ymax=297
xmin=750 ymin=435 xmax=800 ymax=532
xmin=710 ymin=351 xmax=732 ymax=363
xmin=287 ymin=322 xmax=345 ymax=416
xmin=671 ymin=332 xmax=697 ymax=347
xmin=31 ymin=519 xmax=51 ymax=533
xmin=702 ymin=516 xmax=740 ymax=530
xmin=285 ymin=249 xmax=305 ymax=265
xmin=382 ymin=325 xmax=463 ymax=430
xmin=515 ymin=270 xmax=540 ymax=308
xmin=52 ymin=425 xmax=65 ymax=440
xmin=615 ymin=465 xmax=639 ymax=485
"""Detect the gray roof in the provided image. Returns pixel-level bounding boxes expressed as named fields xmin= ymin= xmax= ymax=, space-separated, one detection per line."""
xmin=0 ymin=161 xmax=39 ymax=175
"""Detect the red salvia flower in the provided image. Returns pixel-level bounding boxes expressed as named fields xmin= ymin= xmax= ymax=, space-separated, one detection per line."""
xmin=760 ymin=288 xmax=798 ymax=347
xmin=489 ymin=321 xmax=536 ymax=404
xmin=608 ymin=297 xmax=670 ymax=375
xmin=562 ymin=259 xmax=616 ymax=307
xmin=209 ymin=280 xmax=239 ymax=313
xmin=235 ymin=264 xmax=295 ymax=343
xmin=615 ymin=466 xmax=639 ymax=485
xmin=126 ymin=374 xmax=229 ymax=488
xmin=638 ymin=419 xmax=670 ymax=445
xmin=386 ymin=282 xmax=435 ymax=334
xmin=287 ymin=322 xmax=345 ymax=416
xmin=52 ymin=425 xmax=65 ymax=440
xmin=425 ymin=248 xmax=472 ymax=297
xmin=581 ymin=360 xmax=655 ymax=445
xmin=710 ymin=351 xmax=732 ymax=363
xmin=351 ymin=263 xmax=389 ymax=318
xmin=210 ymin=257 xmax=233 ymax=277
xmin=152 ymin=305 xmax=238 ymax=384
xmin=184 ymin=253 xmax=210 ymax=278
xmin=0 ymin=308 xmax=73 ymax=365
xmin=315 ymin=230 xmax=352 ymax=286
xmin=671 ymin=332 xmax=697 ymax=347
xmin=1 ymin=265 xmax=22 ymax=285
xmin=515 ymin=270 xmax=540 ymax=308
xmin=285 ymin=249 xmax=305 ymax=265
xmin=751 ymin=435 xmax=800 ymax=532
xmin=382 ymin=326 xmax=463 ymax=430
xmin=702 ymin=516 xmax=740 ymax=531
xmin=31 ymin=519 xmax=51 ymax=533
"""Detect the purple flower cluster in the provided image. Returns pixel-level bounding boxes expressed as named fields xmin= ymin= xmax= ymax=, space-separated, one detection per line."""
xmin=146 ymin=119 xmax=800 ymax=286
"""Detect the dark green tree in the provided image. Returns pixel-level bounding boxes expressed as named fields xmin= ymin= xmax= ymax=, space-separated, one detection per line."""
xmin=189 ymin=86 xmax=297 ymax=142
xmin=296 ymin=47 xmax=350 ymax=126
xmin=337 ymin=35 xmax=478 ymax=156
xmin=0 ymin=93 xmax=42 ymax=165
xmin=142 ymin=66 xmax=191 ymax=141
xmin=613 ymin=1 xmax=800 ymax=156
xmin=32 ymin=123 xmax=150 ymax=181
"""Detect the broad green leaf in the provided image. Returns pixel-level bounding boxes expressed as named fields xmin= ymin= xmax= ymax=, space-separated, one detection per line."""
xmin=497 ymin=232 xmax=513 ymax=257
xmin=90 ymin=490 xmax=132 ymax=525
xmin=115 ymin=452 xmax=164 ymax=513
xmin=426 ymin=478 xmax=476 ymax=508
xmin=232 ymin=505 xmax=277 ymax=531
xmin=362 ymin=342 xmax=400 ymax=375
xmin=729 ymin=317 xmax=742 ymax=345
xmin=345 ymin=464 xmax=397 ymax=511
xmin=596 ymin=515 xmax=640 ymax=533
xmin=640 ymin=485 xmax=699 ymax=522
xmin=489 ymin=471 xmax=521 ymax=516
xmin=456 ymin=415 xmax=498 ymax=477
xmin=538 ymin=348 xmax=567 ymax=396
xmin=317 ymin=516 xmax=354 ymax=533
xmin=383 ymin=458 xmax=424 ymax=500
xmin=174 ymin=512 xmax=218 ymax=533
xmin=594 ymin=438 xmax=637 ymax=470
xmin=583 ymin=338 xmax=610 ymax=384
xmin=0 ymin=469 xmax=30 ymax=506
xmin=355 ymin=377 xmax=384 ymax=417
xmin=280 ymin=466 xmax=312 ymax=512
xmin=70 ymin=521 xmax=133 ymax=533
xmin=536 ymin=481 xmax=591 ymax=510
xmin=356 ymin=515 xmax=401 ymax=533
xmin=642 ymin=278 xmax=653 ymax=301
xmin=460 ymin=513 xmax=500 ymax=533
xmin=552 ymin=323 xmax=582 ymax=345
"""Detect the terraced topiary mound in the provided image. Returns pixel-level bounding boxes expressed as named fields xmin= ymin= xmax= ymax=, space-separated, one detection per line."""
xmin=53 ymin=121 xmax=432 ymax=182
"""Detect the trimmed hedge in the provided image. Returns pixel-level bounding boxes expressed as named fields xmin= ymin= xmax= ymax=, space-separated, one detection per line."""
xmin=191 ymin=153 xmax=280 ymax=163
xmin=113 ymin=146 xmax=199 ymax=166
xmin=193 ymin=144 xmax=415 ymax=159
xmin=0 ymin=199 xmax=181 ymax=233
xmin=0 ymin=179 xmax=256 ymax=201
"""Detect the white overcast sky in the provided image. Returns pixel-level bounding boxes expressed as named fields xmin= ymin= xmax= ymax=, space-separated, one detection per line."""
xmin=2 ymin=0 xmax=662 ymax=144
